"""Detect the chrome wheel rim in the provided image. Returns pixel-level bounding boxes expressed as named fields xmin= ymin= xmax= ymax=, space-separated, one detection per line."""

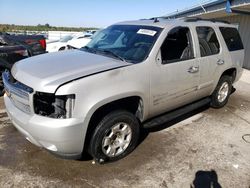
xmin=218 ymin=82 xmax=229 ymax=103
xmin=102 ymin=122 xmax=132 ymax=157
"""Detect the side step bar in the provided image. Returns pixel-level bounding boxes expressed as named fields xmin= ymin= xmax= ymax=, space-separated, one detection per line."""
xmin=143 ymin=98 xmax=211 ymax=129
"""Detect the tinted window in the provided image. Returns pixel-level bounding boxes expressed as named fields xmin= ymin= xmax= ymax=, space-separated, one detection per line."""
xmin=161 ymin=27 xmax=194 ymax=64
xmin=196 ymin=27 xmax=220 ymax=57
xmin=219 ymin=27 xmax=244 ymax=51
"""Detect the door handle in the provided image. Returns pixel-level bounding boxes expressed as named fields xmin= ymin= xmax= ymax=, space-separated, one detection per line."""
xmin=188 ymin=66 xmax=199 ymax=73
xmin=217 ymin=59 xmax=225 ymax=65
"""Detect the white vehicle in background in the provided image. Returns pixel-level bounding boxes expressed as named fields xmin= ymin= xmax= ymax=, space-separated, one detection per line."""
xmin=46 ymin=35 xmax=74 ymax=52
xmin=86 ymin=30 xmax=98 ymax=35
xmin=67 ymin=31 xmax=98 ymax=49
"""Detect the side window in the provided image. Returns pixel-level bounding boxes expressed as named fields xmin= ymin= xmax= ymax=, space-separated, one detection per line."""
xmin=161 ymin=27 xmax=194 ymax=64
xmin=219 ymin=27 xmax=244 ymax=51
xmin=196 ymin=27 xmax=220 ymax=57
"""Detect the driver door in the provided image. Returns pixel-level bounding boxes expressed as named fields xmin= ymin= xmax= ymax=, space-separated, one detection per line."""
xmin=150 ymin=26 xmax=200 ymax=117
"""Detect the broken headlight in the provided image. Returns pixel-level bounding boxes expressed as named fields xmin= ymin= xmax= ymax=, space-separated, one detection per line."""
xmin=33 ymin=92 xmax=75 ymax=119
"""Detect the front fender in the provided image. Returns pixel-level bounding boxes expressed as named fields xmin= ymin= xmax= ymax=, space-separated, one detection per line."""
xmin=85 ymin=91 xmax=146 ymax=121
xmin=55 ymin=62 xmax=150 ymax=129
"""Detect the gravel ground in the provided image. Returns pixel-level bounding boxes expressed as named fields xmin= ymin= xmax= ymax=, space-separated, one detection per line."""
xmin=0 ymin=70 xmax=250 ymax=188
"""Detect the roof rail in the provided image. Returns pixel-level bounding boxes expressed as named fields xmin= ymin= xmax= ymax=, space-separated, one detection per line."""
xmin=140 ymin=16 xmax=173 ymax=22
xmin=184 ymin=17 xmax=230 ymax=24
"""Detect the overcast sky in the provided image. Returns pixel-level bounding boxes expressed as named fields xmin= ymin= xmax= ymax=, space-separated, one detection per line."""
xmin=0 ymin=0 xmax=213 ymax=28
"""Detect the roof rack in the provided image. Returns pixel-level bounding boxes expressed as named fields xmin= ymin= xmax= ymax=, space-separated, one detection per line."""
xmin=184 ymin=17 xmax=230 ymax=24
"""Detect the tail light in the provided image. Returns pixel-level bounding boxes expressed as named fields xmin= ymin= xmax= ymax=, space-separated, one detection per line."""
xmin=39 ymin=39 xmax=46 ymax=50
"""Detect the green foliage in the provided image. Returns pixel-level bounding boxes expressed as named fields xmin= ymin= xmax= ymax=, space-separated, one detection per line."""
xmin=0 ymin=24 xmax=98 ymax=32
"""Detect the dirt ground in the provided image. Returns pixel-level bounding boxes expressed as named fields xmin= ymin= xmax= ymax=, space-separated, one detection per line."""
xmin=0 ymin=70 xmax=250 ymax=188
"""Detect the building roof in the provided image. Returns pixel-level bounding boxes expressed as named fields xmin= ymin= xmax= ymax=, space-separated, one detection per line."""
xmin=165 ymin=0 xmax=250 ymax=19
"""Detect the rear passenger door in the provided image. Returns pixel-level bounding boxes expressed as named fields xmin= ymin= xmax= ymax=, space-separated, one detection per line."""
xmin=195 ymin=26 xmax=226 ymax=99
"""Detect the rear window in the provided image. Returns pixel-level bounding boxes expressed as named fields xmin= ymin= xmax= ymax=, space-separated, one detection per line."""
xmin=219 ymin=27 xmax=244 ymax=51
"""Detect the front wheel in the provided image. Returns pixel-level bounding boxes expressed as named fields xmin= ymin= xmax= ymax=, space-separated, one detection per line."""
xmin=88 ymin=110 xmax=140 ymax=163
xmin=210 ymin=75 xmax=232 ymax=108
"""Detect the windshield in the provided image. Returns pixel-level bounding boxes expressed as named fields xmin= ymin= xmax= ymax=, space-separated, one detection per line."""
xmin=59 ymin=35 xmax=73 ymax=42
xmin=82 ymin=25 xmax=162 ymax=63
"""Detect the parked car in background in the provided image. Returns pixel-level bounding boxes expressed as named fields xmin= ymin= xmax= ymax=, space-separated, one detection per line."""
xmin=46 ymin=35 xmax=74 ymax=53
xmin=0 ymin=33 xmax=47 ymax=95
xmin=0 ymin=36 xmax=29 ymax=95
xmin=67 ymin=31 xmax=98 ymax=49
xmin=2 ymin=33 xmax=47 ymax=56
xmin=86 ymin=30 xmax=98 ymax=35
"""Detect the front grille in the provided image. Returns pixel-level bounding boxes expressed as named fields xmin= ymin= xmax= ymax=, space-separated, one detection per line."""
xmin=2 ymin=71 xmax=33 ymax=114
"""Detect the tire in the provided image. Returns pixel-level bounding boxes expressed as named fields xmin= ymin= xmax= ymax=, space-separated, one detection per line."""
xmin=88 ymin=110 xmax=140 ymax=163
xmin=210 ymin=75 xmax=232 ymax=108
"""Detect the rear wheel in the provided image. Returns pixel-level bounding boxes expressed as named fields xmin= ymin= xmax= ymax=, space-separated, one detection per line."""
xmin=210 ymin=75 xmax=232 ymax=108
xmin=88 ymin=110 xmax=140 ymax=163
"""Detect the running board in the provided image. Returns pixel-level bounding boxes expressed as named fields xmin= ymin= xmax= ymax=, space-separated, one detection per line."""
xmin=143 ymin=98 xmax=211 ymax=129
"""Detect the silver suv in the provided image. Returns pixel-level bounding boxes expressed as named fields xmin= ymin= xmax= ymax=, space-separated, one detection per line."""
xmin=3 ymin=18 xmax=244 ymax=163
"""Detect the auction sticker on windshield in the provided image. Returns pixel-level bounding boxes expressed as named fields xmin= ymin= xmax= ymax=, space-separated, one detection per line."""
xmin=137 ymin=29 xmax=157 ymax=36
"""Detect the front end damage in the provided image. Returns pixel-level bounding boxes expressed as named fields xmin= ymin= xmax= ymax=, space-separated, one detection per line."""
xmin=3 ymin=70 xmax=76 ymax=119
xmin=3 ymin=70 xmax=84 ymax=158
xmin=33 ymin=92 xmax=75 ymax=119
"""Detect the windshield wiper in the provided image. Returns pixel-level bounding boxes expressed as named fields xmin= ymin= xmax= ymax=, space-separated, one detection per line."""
xmin=100 ymin=50 xmax=126 ymax=62
xmin=81 ymin=46 xmax=97 ymax=54
xmin=82 ymin=47 xmax=127 ymax=62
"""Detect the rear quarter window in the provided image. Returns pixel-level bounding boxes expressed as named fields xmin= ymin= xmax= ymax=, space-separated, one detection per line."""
xmin=219 ymin=27 xmax=244 ymax=51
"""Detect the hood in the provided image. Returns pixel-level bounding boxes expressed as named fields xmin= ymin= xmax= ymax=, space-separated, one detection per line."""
xmin=12 ymin=50 xmax=131 ymax=93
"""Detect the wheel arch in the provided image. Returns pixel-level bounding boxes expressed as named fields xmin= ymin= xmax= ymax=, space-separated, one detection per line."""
xmin=211 ymin=67 xmax=236 ymax=95
xmin=82 ymin=94 xmax=145 ymax=152
xmin=221 ymin=67 xmax=237 ymax=82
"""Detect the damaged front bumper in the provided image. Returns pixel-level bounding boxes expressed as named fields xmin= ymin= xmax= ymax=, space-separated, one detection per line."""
xmin=4 ymin=95 xmax=85 ymax=159
xmin=2 ymin=71 xmax=85 ymax=159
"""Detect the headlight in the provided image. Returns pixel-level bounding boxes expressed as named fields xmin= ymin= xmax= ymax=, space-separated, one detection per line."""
xmin=33 ymin=92 xmax=75 ymax=119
